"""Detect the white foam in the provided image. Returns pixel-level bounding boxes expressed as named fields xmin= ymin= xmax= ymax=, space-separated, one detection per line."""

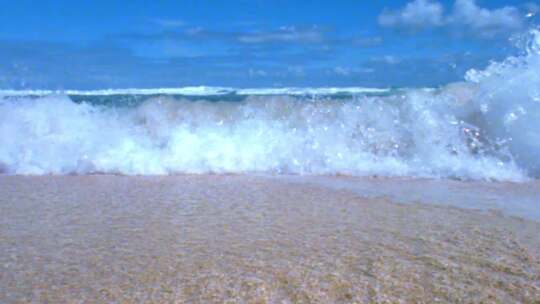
xmin=235 ymin=87 xmax=392 ymax=95
xmin=464 ymin=28 xmax=540 ymax=176
xmin=0 ymin=91 xmax=526 ymax=179
xmin=2 ymin=30 xmax=540 ymax=180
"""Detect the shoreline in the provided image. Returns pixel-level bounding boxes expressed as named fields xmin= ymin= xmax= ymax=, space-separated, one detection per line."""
xmin=1 ymin=175 xmax=539 ymax=303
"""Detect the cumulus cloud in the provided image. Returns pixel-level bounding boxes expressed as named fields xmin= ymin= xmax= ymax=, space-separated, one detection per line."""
xmin=378 ymin=0 xmax=444 ymax=28
xmin=378 ymin=0 xmax=528 ymax=37
xmin=449 ymin=0 xmax=523 ymax=36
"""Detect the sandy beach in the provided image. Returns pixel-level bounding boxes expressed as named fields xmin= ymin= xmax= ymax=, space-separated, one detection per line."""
xmin=4 ymin=0 xmax=540 ymax=303
xmin=0 ymin=175 xmax=539 ymax=303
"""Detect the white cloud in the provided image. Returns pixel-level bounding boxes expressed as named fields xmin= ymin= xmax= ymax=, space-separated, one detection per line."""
xmin=333 ymin=66 xmax=374 ymax=76
xmin=353 ymin=36 xmax=384 ymax=47
xmin=153 ymin=19 xmax=185 ymax=28
xmin=378 ymin=0 xmax=444 ymax=28
xmin=378 ymin=0 xmax=528 ymax=38
xmin=248 ymin=69 xmax=267 ymax=77
xmin=449 ymin=0 xmax=523 ymax=36
xmin=333 ymin=66 xmax=350 ymax=76
xmin=370 ymin=55 xmax=401 ymax=65
xmin=185 ymin=27 xmax=204 ymax=36
xmin=383 ymin=55 xmax=400 ymax=65
xmin=238 ymin=26 xmax=323 ymax=44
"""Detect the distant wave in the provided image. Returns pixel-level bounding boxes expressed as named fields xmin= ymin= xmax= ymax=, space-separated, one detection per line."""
xmin=1 ymin=29 xmax=540 ymax=180
xmin=0 ymin=86 xmax=392 ymax=97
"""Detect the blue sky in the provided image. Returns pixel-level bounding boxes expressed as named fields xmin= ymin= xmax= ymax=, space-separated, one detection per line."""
xmin=0 ymin=0 xmax=538 ymax=89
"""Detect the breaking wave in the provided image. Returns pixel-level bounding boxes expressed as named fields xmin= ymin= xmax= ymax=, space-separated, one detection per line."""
xmin=1 ymin=29 xmax=540 ymax=180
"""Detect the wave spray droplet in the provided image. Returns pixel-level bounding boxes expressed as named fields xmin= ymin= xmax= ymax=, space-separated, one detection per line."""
xmin=2 ymin=30 xmax=540 ymax=180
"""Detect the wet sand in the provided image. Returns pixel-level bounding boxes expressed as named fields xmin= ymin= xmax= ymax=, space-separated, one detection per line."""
xmin=1 ymin=175 xmax=539 ymax=303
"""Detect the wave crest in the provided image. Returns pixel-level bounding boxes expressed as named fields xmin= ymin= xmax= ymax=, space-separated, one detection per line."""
xmin=2 ymin=29 xmax=540 ymax=180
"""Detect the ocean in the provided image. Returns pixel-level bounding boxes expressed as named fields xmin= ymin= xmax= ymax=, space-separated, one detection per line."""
xmin=2 ymin=31 xmax=540 ymax=180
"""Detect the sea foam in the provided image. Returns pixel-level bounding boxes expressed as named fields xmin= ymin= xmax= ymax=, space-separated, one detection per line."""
xmin=1 ymin=30 xmax=540 ymax=180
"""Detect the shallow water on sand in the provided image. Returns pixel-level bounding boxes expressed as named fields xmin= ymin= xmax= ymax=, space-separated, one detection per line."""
xmin=1 ymin=175 xmax=539 ymax=303
xmin=281 ymin=175 xmax=540 ymax=221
